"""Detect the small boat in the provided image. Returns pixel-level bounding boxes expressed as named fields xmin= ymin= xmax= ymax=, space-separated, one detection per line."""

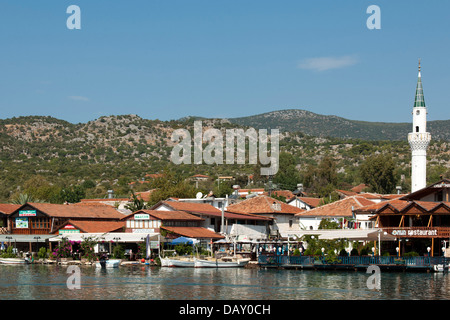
xmin=95 ymin=259 xmax=121 ymax=268
xmin=160 ymin=257 xmax=195 ymax=267
xmin=433 ymin=264 xmax=449 ymax=272
xmin=194 ymin=257 xmax=250 ymax=268
xmin=0 ymin=258 xmax=29 ymax=265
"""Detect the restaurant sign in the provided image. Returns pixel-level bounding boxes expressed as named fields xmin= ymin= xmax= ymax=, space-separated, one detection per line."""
xmin=59 ymin=224 xmax=80 ymax=234
xmin=391 ymin=229 xmax=438 ymax=237
xmin=134 ymin=214 xmax=150 ymax=220
xmin=19 ymin=210 xmax=37 ymax=217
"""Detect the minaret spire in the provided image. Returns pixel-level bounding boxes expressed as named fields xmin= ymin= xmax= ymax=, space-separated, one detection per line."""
xmin=414 ymin=59 xmax=426 ymax=108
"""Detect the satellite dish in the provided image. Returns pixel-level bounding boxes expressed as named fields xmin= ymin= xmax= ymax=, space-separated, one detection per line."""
xmin=196 ymin=192 xmax=203 ymax=199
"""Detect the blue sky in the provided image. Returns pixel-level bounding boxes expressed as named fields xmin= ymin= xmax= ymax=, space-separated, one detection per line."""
xmin=1 ymin=1 xmax=449 ymax=124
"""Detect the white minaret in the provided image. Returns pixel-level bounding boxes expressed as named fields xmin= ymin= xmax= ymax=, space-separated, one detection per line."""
xmin=408 ymin=60 xmax=431 ymax=193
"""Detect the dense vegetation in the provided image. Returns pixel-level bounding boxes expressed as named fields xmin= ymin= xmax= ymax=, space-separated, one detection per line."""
xmin=0 ymin=113 xmax=448 ymax=203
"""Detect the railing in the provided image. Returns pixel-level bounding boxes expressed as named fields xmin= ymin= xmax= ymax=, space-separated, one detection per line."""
xmin=258 ymin=254 xmax=446 ymax=267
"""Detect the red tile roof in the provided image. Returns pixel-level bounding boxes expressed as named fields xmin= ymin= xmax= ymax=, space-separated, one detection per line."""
xmin=351 ymin=184 xmax=369 ymax=193
xmin=226 ymin=195 xmax=304 ymax=215
xmin=292 ymin=197 xmax=323 ymax=208
xmin=0 ymin=204 xmax=21 ymax=215
xmin=296 ymin=196 xmax=376 ymax=217
xmin=16 ymin=202 xmax=124 ymax=219
xmin=56 ymin=220 xmax=125 ymax=233
xmin=122 ymin=210 xmax=204 ymax=221
xmin=161 ymin=226 xmax=224 ymax=239
xmin=157 ymin=201 xmax=222 ymax=215
xmin=356 ymin=199 xmax=411 ymax=214
xmin=153 ymin=201 xmax=271 ymax=221
xmin=262 ymin=190 xmax=295 ymax=201
xmin=134 ymin=190 xmax=157 ymax=202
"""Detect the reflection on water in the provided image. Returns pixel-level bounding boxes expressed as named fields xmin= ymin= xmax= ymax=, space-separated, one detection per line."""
xmin=0 ymin=264 xmax=449 ymax=300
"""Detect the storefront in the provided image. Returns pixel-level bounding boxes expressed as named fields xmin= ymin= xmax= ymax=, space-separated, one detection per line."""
xmin=364 ymin=179 xmax=450 ymax=257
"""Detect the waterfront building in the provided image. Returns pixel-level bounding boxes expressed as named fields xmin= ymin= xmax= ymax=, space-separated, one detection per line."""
xmin=151 ymin=200 xmax=271 ymax=240
xmin=356 ymin=178 xmax=450 ymax=256
xmin=121 ymin=209 xmax=223 ymax=243
xmin=294 ymin=195 xmax=376 ymax=231
xmin=225 ymin=195 xmax=303 ymax=238
xmin=0 ymin=202 xmax=124 ymax=252
xmin=0 ymin=204 xmax=21 ymax=234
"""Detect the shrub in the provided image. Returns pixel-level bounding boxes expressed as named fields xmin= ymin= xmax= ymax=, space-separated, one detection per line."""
xmin=53 ymin=237 xmax=72 ymax=259
xmin=80 ymin=236 xmax=98 ymax=262
xmin=112 ymin=243 xmax=125 ymax=259
xmin=0 ymin=246 xmax=17 ymax=258
xmin=403 ymin=251 xmax=419 ymax=257
xmin=37 ymin=247 xmax=47 ymax=259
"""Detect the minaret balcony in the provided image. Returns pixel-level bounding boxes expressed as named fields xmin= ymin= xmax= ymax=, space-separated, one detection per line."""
xmin=408 ymin=132 xmax=431 ymax=151
xmin=408 ymin=132 xmax=431 ymax=142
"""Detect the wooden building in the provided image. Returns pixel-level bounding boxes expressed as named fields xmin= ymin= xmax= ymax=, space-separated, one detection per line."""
xmin=357 ymin=179 xmax=450 ymax=257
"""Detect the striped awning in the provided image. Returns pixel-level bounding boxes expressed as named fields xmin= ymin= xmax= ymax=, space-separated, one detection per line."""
xmin=0 ymin=234 xmax=56 ymax=243
xmin=49 ymin=232 xmax=160 ymax=243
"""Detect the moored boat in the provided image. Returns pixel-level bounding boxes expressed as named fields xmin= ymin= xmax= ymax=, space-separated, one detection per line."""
xmin=0 ymin=258 xmax=29 ymax=264
xmin=95 ymin=259 xmax=121 ymax=268
xmin=160 ymin=257 xmax=195 ymax=267
xmin=194 ymin=257 xmax=250 ymax=268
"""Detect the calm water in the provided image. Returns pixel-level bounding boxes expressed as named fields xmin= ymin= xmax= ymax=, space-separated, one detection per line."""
xmin=0 ymin=264 xmax=449 ymax=300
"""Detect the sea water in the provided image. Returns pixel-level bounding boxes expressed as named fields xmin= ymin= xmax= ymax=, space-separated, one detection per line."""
xmin=0 ymin=264 xmax=448 ymax=300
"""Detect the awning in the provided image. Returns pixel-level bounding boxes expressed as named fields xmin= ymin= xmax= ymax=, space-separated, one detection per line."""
xmin=0 ymin=234 xmax=56 ymax=243
xmin=49 ymin=232 xmax=160 ymax=243
xmin=282 ymin=228 xmax=397 ymax=241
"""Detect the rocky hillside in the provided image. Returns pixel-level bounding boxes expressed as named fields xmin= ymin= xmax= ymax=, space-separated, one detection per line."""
xmin=226 ymin=109 xmax=450 ymax=141
xmin=0 ymin=113 xmax=448 ymax=202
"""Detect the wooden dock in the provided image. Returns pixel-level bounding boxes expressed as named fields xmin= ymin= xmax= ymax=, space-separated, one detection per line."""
xmin=257 ymin=254 xmax=448 ymax=272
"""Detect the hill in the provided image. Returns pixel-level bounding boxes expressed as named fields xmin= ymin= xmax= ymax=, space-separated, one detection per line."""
xmin=226 ymin=109 xmax=450 ymax=141
xmin=0 ymin=113 xmax=448 ymax=202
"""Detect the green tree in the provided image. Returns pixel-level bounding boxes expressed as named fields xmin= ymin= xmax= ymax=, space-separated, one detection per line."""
xmin=360 ymin=154 xmax=396 ymax=194
xmin=303 ymin=156 xmax=338 ymax=198
xmin=273 ymin=152 xmax=301 ymax=190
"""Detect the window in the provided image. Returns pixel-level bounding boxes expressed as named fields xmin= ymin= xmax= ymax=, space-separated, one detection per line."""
xmin=435 ymin=191 xmax=443 ymax=202
xmin=416 ymin=126 xmax=419 ymax=132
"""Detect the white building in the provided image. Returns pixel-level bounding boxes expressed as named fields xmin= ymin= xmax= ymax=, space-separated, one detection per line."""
xmin=408 ymin=60 xmax=431 ymax=193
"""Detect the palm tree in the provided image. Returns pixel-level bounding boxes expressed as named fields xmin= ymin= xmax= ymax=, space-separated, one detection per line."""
xmin=11 ymin=193 xmax=43 ymax=205
xmin=124 ymin=191 xmax=147 ymax=212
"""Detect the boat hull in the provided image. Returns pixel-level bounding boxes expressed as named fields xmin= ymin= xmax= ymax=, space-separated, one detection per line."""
xmin=95 ymin=259 xmax=121 ymax=268
xmin=0 ymin=258 xmax=28 ymax=264
xmin=194 ymin=258 xmax=250 ymax=268
xmin=160 ymin=257 xmax=195 ymax=267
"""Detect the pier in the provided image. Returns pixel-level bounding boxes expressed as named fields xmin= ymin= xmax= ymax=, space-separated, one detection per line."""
xmin=257 ymin=254 xmax=448 ymax=272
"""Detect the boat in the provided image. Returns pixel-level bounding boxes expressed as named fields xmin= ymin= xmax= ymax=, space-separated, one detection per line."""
xmin=433 ymin=263 xmax=449 ymax=272
xmin=0 ymin=258 xmax=29 ymax=264
xmin=160 ymin=257 xmax=195 ymax=267
xmin=95 ymin=259 xmax=121 ymax=268
xmin=194 ymin=257 xmax=250 ymax=268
